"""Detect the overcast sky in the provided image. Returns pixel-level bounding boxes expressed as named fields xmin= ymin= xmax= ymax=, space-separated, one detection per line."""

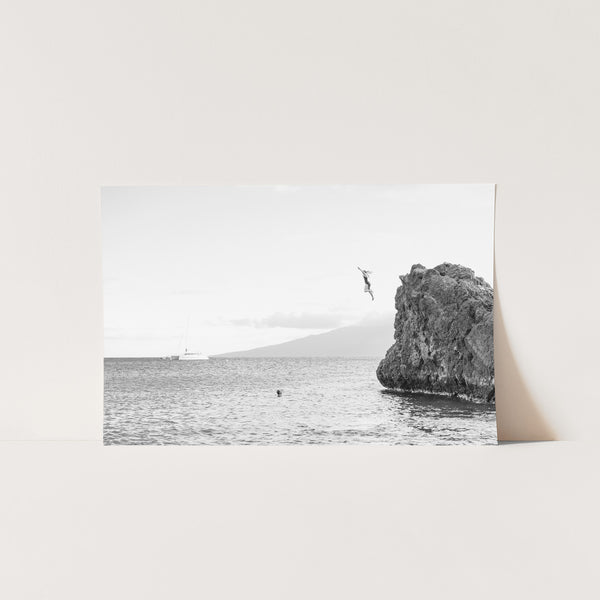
xmin=103 ymin=185 xmax=494 ymax=357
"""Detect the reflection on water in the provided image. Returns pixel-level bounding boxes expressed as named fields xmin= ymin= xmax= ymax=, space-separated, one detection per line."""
xmin=380 ymin=390 xmax=497 ymax=445
xmin=104 ymin=357 xmax=497 ymax=445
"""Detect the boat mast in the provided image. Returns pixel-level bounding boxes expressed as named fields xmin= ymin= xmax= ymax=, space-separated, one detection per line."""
xmin=184 ymin=314 xmax=190 ymax=353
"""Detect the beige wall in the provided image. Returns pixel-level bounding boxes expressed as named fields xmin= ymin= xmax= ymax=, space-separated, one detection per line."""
xmin=2 ymin=1 xmax=597 ymax=442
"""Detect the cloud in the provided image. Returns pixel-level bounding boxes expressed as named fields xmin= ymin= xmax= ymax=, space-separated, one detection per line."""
xmin=104 ymin=327 xmax=183 ymax=341
xmin=170 ymin=288 xmax=214 ymax=296
xmin=271 ymin=185 xmax=302 ymax=193
xmin=231 ymin=312 xmax=347 ymax=330
xmin=236 ymin=185 xmax=302 ymax=193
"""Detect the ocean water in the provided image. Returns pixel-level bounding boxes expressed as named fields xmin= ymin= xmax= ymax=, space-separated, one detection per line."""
xmin=104 ymin=357 xmax=497 ymax=445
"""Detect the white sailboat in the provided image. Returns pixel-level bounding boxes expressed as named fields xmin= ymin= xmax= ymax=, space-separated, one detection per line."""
xmin=178 ymin=349 xmax=209 ymax=361
xmin=177 ymin=316 xmax=209 ymax=361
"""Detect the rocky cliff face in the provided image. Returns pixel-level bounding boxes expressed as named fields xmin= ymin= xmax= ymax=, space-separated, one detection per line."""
xmin=376 ymin=263 xmax=494 ymax=402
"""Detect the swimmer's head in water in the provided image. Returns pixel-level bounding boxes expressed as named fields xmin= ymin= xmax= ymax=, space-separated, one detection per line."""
xmin=276 ymin=389 xmax=282 ymax=396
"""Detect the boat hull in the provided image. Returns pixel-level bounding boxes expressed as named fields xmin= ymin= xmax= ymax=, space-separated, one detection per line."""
xmin=178 ymin=354 xmax=209 ymax=361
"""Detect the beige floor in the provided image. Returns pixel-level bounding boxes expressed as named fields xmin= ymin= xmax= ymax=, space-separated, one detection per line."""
xmin=1 ymin=441 xmax=598 ymax=599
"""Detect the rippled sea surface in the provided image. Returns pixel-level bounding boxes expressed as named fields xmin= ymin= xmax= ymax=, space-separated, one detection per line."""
xmin=104 ymin=357 xmax=497 ymax=445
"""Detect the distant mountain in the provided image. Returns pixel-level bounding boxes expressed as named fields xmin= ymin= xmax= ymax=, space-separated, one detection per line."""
xmin=214 ymin=315 xmax=395 ymax=358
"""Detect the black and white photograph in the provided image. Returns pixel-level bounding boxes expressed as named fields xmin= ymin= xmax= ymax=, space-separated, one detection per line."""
xmin=103 ymin=185 xmax=496 ymax=445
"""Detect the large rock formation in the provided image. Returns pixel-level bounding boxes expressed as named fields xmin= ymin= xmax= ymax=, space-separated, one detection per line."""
xmin=376 ymin=263 xmax=494 ymax=402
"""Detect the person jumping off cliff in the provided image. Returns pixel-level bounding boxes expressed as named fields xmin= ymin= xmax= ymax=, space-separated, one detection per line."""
xmin=357 ymin=267 xmax=374 ymax=301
